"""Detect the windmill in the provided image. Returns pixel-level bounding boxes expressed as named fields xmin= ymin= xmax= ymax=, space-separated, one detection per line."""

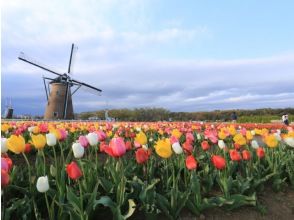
xmin=18 ymin=43 xmax=102 ymax=120
xmin=3 ymin=98 xmax=14 ymax=119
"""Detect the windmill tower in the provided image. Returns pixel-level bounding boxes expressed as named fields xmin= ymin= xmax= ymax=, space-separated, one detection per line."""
xmin=18 ymin=44 xmax=102 ymax=120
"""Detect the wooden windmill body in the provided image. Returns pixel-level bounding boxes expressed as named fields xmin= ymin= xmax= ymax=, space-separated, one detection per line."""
xmin=44 ymin=82 xmax=74 ymax=119
xmin=19 ymin=44 xmax=102 ymax=120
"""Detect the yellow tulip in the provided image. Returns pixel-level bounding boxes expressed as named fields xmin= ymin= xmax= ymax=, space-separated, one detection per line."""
xmin=228 ymin=126 xmax=236 ymax=136
xmin=31 ymin=134 xmax=46 ymax=149
xmin=218 ymin=131 xmax=227 ymax=140
xmin=265 ymin=134 xmax=278 ymax=148
xmin=50 ymin=129 xmax=61 ymax=140
xmin=32 ymin=126 xmax=40 ymax=134
xmin=1 ymin=124 xmax=11 ymax=132
xmin=107 ymin=131 xmax=113 ymax=138
xmin=171 ymin=129 xmax=182 ymax=139
xmin=233 ymin=134 xmax=246 ymax=145
xmin=155 ymin=138 xmax=172 ymax=158
xmin=246 ymin=131 xmax=253 ymax=140
xmin=7 ymin=135 xmax=26 ymax=154
xmin=135 ymin=132 xmax=147 ymax=145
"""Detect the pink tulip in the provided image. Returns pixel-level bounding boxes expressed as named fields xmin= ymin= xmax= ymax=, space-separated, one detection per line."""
xmin=96 ymin=131 xmax=106 ymax=141
xmin=105 ymin=137 xmax=126 ymax=157
xmin=186 ymin=132 xmax=194 ymax=142
xmin=78 ymin=136 xmax=89 ymax=148
xmin=1 ymin=158 xmax=9 ymax=172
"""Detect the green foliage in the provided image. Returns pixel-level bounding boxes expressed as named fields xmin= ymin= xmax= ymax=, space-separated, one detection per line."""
xmin=78 ymin=107 xmax=294 ymax=122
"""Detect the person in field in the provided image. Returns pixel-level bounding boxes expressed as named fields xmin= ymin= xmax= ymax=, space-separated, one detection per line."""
xmin=282 ymin=114 xmax=289 ymax=126
xmin=231 ymin=112 xmax=237 ymax=123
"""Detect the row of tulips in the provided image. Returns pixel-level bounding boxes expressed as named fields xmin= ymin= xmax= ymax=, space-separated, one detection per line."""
xmin=1 ymin=121 xmax=294 ymax=220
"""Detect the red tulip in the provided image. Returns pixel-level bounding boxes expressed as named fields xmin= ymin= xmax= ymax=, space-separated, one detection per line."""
xmin=242 ymin=150 xmax=251 ymax=160
xmin=99 ymin=141 xmax=108 ymax=152
xmin=211 ymin=155 xmax=226 ymax=170
xmin=201 ymin=141 xmax=210 ymax=151
xmin=229 ymin=149 xmax=241 ymax=161
xmin=66 ymin=161 xmax=82 ymax=180
xmin=256 ymin=147 xmax=265 ymax=159
xmin=1 ymin=169 xmax=10 ymax=187
xmin=234 ymin=143 xmax=241 ymax=150
xmin=185 ymin=155 xmax=197 ymax=170
xmin=25 ymin=143 xmax=32 ymax=153
xmin=135 ymin=148 xmax=150 ymax=164
xmin=125 ymin=141 xmax=132 ymax=150
xmin=182 ymin=141 xmax=193 ymax=154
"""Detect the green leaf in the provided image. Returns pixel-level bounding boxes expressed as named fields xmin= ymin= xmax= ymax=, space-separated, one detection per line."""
xmin=66 ymin=187 xmax=82 ymax=213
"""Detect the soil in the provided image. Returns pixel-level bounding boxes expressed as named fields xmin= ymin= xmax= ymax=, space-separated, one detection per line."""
xmin=181 ymin=187 xmax=294 ymax=220
xmin=129 ymin=186 xmax=294 ymax=220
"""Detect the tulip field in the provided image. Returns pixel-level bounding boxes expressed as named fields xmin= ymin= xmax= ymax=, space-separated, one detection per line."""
xmin=1 ymin=121 xmax=294 ymax=220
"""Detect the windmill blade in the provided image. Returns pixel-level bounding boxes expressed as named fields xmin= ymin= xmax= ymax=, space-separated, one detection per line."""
xmin=68 ymin=43 xmax=74 ymax=74
xmin=18 ymin=52 xmax=63 ymax=77
xmin=71 ymin=79 xmax=102 ymax=94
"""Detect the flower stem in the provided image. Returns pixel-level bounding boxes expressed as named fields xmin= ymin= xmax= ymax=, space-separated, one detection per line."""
xmin=45 ymin=192 xmax=52 ymax=220
xmin=22 ymin=152 xmax=39 ymax=220
xmin=78 ymin=180 xmax=85 ymax=220
xmin=41 ymin=150 xmax=46 ymax=175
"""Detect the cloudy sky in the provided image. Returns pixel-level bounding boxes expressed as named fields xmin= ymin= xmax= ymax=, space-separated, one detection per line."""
xmin=1 ymin=0 xmax=294 ymax=115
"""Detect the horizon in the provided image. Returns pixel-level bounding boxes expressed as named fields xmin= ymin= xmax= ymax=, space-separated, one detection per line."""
xmin=2 ymin=0 xmax=294 ymax=116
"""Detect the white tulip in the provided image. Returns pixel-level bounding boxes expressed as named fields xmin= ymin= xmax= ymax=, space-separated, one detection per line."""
xmin=72 ymin=142 xmax=84 ymax=158
xmin=172 ymin=142 xmax=183 ymax=154
xmin=218 ymin=140 xmax=226 ymax=149
xmin=142 ymin=144 xmax=148 ymax=150
xmin=28 ymin=126 xmax=35 ymax=133
xmin=196 ymin=133 xmax=201 ymax=140
xmin=251 ymin=140 xmax=259 ymax=149
xmin=274 ymin=133 xmax=281 ymax=141
xmin=1 ymin=138 xmax=8 ymax=153
xmin=36 ymin=176 xmax=49 ymax=193
xmin=251 ymin=130 xmax=256 ymax=136
xmin=86 ymin=132 xmax=98 ymax=146
xmin=46 ymin=133 xmax=57 ymax=146
xmin=284 ymin=137 xmax=294 ymax=148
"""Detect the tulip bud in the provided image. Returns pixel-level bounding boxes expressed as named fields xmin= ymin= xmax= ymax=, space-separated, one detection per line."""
xmin=50 ymin=165 xmax=56 ymax=177
xmin=251 ymin=140 xmax=259 ymax=149
xmin=218 ymin=140 xmax=226 ymax=149
xmin=1 ymin=138 xmax=8 ymax=153
xmin=46 ymin=133 xmax=57 ymax=146
xmin=196 ymin=133 xmax=201 ymax=140
xmin=86 ymin=132 xmax=98 ymax=146
xmin=172 ymin=142 xmax=183 ymax=154
xmin=36 ymin=176 xmax=49 ymax=193
xmin=72 ymin=143 xmax=84 ymax=159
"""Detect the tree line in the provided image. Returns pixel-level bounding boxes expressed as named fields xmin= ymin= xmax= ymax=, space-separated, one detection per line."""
xmin=77 ymin=107 xmax=294 ymax=122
